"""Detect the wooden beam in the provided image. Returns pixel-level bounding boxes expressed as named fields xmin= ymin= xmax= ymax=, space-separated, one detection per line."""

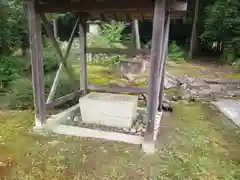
xmin=146 ymin=0 xmax=166 ymax=140
xmin=36 ymin=0 xmax=187 ymax=13
xmin=132 ymin=19 xmax=141 ymax=49
xmin=158 ymin=13 xmax=170 ymax=111
xmin=26 ymin=0 xmax=46 ymax=126
xmin=79 ymin=18 xmax=88 ymax=93
xmin=88 ymin=84 xmax=147 ymax=94
xmin=36 ymin=0 xmax=153 ymax=13
xmin=87 ymin=47 xmax=150 ymax=56
xmin=40 ymin=13 xmax=75 ymax=79
xmin=46 ymin=90 xmax=84 ymax=109
xmin=46 ymin=17 xmax=80 ymax=104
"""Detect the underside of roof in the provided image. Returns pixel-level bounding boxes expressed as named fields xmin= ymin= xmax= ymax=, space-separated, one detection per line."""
xmin=29 ymin=0 xmax=188 ymax=20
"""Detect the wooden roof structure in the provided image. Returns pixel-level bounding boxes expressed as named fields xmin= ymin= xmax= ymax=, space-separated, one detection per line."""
xmin=25 ymin=0 xmax=188 ymax=153
xmin=33 ymin=0 xmax=187 ymax=20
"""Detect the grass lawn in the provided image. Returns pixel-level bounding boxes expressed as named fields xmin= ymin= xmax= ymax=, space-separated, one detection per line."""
xmin=166 ymin=61 xmax=240 ymax=79
xmin=0 ymin=103 xmax=240 ymax=179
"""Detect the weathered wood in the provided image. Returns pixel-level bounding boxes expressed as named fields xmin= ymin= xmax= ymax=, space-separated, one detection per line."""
xmin=79 ymin=19 xmax=88 ymax=93
xmin=46 ymin=90 xmax=84 ymax=109
xmin=46 ymin=17 xmax=80 ymax=103
xmin=53 ymin=19 xmax=58 ymax=38
xmin=87 ymin=47 xmax=150 ymax=56
xmin=88 ymin=84 xmax=147 ymax=94
xmin=26 ymin=0 xmax=46 ymax=126
xmin=132 ymin=20 xmax=141 ymax=49
xmin=146 ymin=0 xmax=166 ymax=140
xmin=40 ymin=13 xmax=74 ymax=78
xmin=189 ymin=0 xmax=199 ymax=59
xmin=36 ymin=0 xmax=187 ymax=14
xmin=158 ymin=13 xmax=170 ymax=111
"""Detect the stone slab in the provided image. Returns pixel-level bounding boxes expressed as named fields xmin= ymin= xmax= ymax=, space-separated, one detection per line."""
xmin=79 ymin=92 xmax=138 ymax=128
xmin=212 ymin=99 xmax=240 ymax=126
xmin=51 ymin=125 xmax=143 ymax=144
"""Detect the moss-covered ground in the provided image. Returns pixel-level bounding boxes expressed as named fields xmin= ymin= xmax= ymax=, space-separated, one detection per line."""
xmin=0 ymin=102 xmax=240 ymax=179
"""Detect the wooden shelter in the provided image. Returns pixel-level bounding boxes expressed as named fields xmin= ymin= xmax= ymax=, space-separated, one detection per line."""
xmin=24 ymin=0 xmax=188 ymax=153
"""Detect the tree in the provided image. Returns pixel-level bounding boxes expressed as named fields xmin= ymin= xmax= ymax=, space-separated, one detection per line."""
xmin=0 ymin=0 xmax=27 ymax=55
xmin=201 ymin=0 xmax=240 ymax=62
xmin=189 ymin=0 xmax=199 ymax=59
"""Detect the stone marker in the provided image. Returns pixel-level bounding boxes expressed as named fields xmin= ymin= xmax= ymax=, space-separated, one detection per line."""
xmin=79 ymin=92 xmax=138 ymax=128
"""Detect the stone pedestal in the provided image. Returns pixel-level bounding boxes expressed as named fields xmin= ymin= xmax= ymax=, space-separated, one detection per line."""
xmin=79 ymin=92 xmax=138 ymax=128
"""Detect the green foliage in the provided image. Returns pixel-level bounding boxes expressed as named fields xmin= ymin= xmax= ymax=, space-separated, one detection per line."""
xmin=7 ymin=78 xmax=33 ymax=109
xmin=0 ymin=0 xmax=27 ymax=55
xmin=233 ymin=59 xmax=240 ymax=73
xmin=201 ymin=0 xmax=240 ymax=63
xmin=88 ymin=21 xmax=126 ymax=66
xmin=0 ymin=56 xmax=25 ymax=87
xmin=168 ymin=41 xmax=186 ymax=63
xmin=43 ymin=51 xmax=59 ymax=73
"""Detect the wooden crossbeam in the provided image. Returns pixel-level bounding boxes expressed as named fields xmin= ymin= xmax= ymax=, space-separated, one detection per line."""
xmin=36 ymin=0 xmax=187 ymax=14
xmin=46 ymin=90 xmax=84 ymax=109
xmin=88 ymin=84 xmax=148 ymax=94
xmin=40 ymin=13 xmax=76 ymax=79
xmin=46 ymin=17 xmax=80 ymax=103
xmin=87 ymin=47 xmax=150 ymax=56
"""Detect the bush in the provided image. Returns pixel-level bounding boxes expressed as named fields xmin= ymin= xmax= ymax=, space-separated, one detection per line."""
xmin=45 ymin=72 xmax=77 ymax=98
xmin=43 ymin=51 xmax=59 ymax=73
xmin=87 ymin=21 xmax=126 ymax=66
xmin=0 ymin=56 xmax=25 ymax=87
xmin=5 ymin=72 xmax=78 ymax=109
xmin=233 ymin=59 xmax=240 ymax=73
xmin=7 ymin=78 xmax=33 ymax=109
xmin=168 ymin=41 xmax=186 ymax=63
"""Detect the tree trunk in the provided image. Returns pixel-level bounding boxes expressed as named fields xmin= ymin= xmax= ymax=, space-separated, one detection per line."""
xmin=53 ymin=19 xmax=58 ymax=38
xmin=189 ymin=0 xmax=199 ymax=59
xmin=132 ymin=20 xmax=141 ymax=49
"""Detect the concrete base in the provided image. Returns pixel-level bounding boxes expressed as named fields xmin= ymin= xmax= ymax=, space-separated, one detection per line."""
xmin=142 ymin=112 xmax=163 ymax=154
xmin=141 ymin=140 xmax=156 ymax=154
xmin=35 ymin=104 xmax=163 ymax=153
xmin=51 ymin=125 xmax=143 ymax=144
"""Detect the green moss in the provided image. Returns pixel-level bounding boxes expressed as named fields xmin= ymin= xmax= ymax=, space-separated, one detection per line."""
xmin=225 ymin=73 xmax=240 ymax=79
xmin=0 ymin=95 xmax=240 ymax=179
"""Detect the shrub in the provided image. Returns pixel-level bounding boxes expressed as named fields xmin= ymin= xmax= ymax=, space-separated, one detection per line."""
xmin=43 ymin=51 xmax=59 ymax=73
xmin=7 ymin=78 xmax=33 ymax=109
xmin=87 ymin=21 xmax=126 ymax=66
xmin=0 ymin=56 xmax=25 ymax=87
xmin=233 ymin=59 xmax=240 ymax=73
xmin=168 ymin=41 xmax=185 ymax=63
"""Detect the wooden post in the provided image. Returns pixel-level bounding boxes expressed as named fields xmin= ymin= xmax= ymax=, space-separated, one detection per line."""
xmin=79 ymin=18 xmax=87 ymax=93
xmin=158 ymin=13 xmax=170 ymax=110
xmin=146 ymin=0 xmax=166 ymax=141
xmin=189 ymin=0 xmax=199 ymax=59
xmin=26 ymin=0 xmax=46 ymax=127
xmin=132 ymin=20 xmax=141 ymax=49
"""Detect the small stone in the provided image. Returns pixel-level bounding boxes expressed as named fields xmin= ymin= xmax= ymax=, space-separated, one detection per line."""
xmin=123 ymin=128 xmax=130 ymax=133
xmin=172 ymin=95 xmax=179 ymax=101
xmin=73 ymin=116 xmax=80 ymax=123
xmin=137 ymin=127 xmax=143 ymax=132
xmin=137 ymin=131 xmax=142 ymax=136
xmin=130 ymin=128 xmax=137 ymax=134
xmin=142 ymin=128 xmax=146 ymax=133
